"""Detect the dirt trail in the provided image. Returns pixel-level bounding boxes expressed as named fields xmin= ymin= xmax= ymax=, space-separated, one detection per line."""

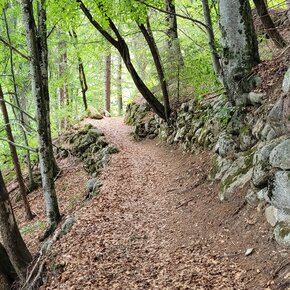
xmin=43 ymin=117 xmax=286 ymax=290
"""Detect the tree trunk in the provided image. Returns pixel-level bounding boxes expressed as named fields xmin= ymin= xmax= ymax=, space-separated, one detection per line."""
xmin=219 ymin=0 xmax=260 ymax=105
xmin=164 ymin=0 xmax=183 ymax=66
xmin=117 ymin=55 xmax=123 ymax=116
xmin=3 ymin=7 xmax=36 ymax=191
xmin=201 ymin=0 xmax=222 ymax=79
xmin=0 ymin=242 xmax=17 ymax=286
xmin=139 ymin=17 xmax=171 ymax=120
xmin=21 ymin=0 xmax=61 ymax=239
xmin=57 ymin=34 xmax=69 ymax=131
xmin=253 ymin=0 xmax=287 ymax=48
xmin=0 ymin=86 xmax=33 ymax=220
xmin=37 ymin=0 xmax=60 ymax=178
xmin=70 ymin=30 xmax=88 ymax=111
xmin=78 ymin=0 xmax=166 ymax=120
xmin=0 ymin=171 xmax=32 ymax=281
xmin=104 ymin=52 xmax=111 ymax=113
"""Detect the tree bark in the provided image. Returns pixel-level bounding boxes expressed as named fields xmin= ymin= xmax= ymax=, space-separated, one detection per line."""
xmin=164 ymin=0 xmax=183 ymax=66
xmin=117 ymin=55 xmax=123 ymax=116
xmin=0 ymin=242 xmax=17 ymax=286
xmin=104 ymin=52 xmax=111 ymax=113
xmin=77 ymin=0 xmax=166 ymax=120
xmin=0 ymin=170 xmax=32 ymax=281
xmin=253 ymin=0 xmax=287 ymax=48
xmin=70 ymin=30 xmax=88 ymax=110
xmin=201 ymin=0 xmax=222 ymax=79
xmin=219 ymin=0 xmax=260 ymax=105
xmin=0 ymin=86 xmax=33 ymax=220
xmin=37 ymin=0 xmax=60 ymax=178
xmin=139 ymin=17 xmax=171 ymax=120
xmin=57 ymin=33 xmax=69 ymax=131
xmin=21 ymin=0 xmax=61 ymax=239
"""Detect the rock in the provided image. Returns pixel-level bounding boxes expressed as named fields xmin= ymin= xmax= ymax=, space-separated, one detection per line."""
xmin=86 ymin=178 xmax=101 ymax=195
xmin=105 ymin=144 xmax=119 ymax=154
xmin=260 ymin=124 xmax=272 ymax=141
xmin=239 ymin=126 xmax=256 ymax=151
xmin=247 ymin=92 xmax=265 ymax=105
xmin=252 ymin=117 xmax=265 ymax=139
xmin=87 ymin=107 xmax=104 ymax=119
xmin=252 ymin=139 xmax=282 ymax=187
xmin=215 ymin=132 xmax=236 ymax=157
xmin=268 ymin=171 xmax=290 ymax=210
xmin=265 ymin=206 xmax=278 ymax=227
xmin=246 ymin=190 xmax=259 ymax=207
xmin=282 ymin=66 xmax=290 ymax=94
xmin=267 ymin=97 xmax=287 ymax=138
xmin=257 ymin=187 xmax=269 ymax=201
xmin=210 ymin=155 xmax=232 ymax=180
xmin=61 ymin=216 xmax=76 ymax=235
xmin=219 ymin=151 xmax=254 ymax=201
xmin=269 ymin=139 xmax=290 ymax=170
xmin=274 ymin=222 xmax=290 ymax=247
xmin=245 ymin=248 xmax=254 ymax=256
xmin=88 ymin=128 xmax=103 ymax=139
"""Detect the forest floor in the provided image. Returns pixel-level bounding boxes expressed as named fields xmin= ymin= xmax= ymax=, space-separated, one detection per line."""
xmin=14 ymin=117 xmax=290 ymax=290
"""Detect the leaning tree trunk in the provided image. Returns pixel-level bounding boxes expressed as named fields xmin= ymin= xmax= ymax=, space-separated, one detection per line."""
xmin=139 ymin=17 xmax=171 ymax=120
xmin=104 ymin=52 xmax=111 ymax=113
xmin=0 ymin=171 xmax=32 ymax=281
xmin=219 ymin=0 xmax=260 ymax=105
xmin=78 ymin=0 xmax=166 ymax=120
xmin=117 ymin=55 xmax=123 ymax=116
xmin=0 ymin=86 xmax=33 ymax=220
xmin=253 ymin=0 xmax=287 ymax=48
xmin=21 ymin=0 xmax=61 ymax=239
xmin=201 ymin=0 xmax=222 ymax=79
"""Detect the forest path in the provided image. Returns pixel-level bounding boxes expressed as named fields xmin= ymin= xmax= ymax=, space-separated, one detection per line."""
xmin=44 ymin=117 xmax=284 ymax=289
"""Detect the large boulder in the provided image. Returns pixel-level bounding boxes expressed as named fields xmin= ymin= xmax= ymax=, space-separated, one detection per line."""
xmin=87 ymin=107 xmax=104 ymax=120
xmin=219 ymin=150 xmax=255 ymax=201
xmin=269 ymin=139 xmax=290 ymax=170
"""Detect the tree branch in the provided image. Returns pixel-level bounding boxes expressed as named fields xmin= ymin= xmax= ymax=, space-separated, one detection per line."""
xmin=136 ymin=0 xmax=208 ymax=29
xmin=0 ymin=36 xmax=29 ymax=61
xmin=0 ymin=99 xmax=36 ymax=122
xmin=0 ymin=137 xmax=37 ymax=152
xmin=76 ymin=0 xmax=120 ymax=48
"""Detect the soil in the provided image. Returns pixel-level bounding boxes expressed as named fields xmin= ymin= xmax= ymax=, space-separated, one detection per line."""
xmin=16 ymin=117 xmax=287 ymax=290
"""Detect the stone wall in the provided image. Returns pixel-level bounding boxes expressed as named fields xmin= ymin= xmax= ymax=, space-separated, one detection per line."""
xmin=125 ymin=66 xmax=290 ymax=247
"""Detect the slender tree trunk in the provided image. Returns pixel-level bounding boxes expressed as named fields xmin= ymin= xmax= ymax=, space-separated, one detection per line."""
xmin=0 ymin=86 xmax=33 ymax=220
xmin=37 ymin=0 xmax=59 ymax=178
xmin=0 ymin=171 xmax=32 ymax=281
xmin=79 ymin=63 xmax=88 ymax=110
xmin=164 ymin=0 xmax=183 ymax=66
xmin=3 ymin=7 xmax=36 ymax=191
xmin=201 ymin=0 xmax=222 ymax=79
xmin=57 ymin=34 xmax=69 ymax=131
xmin=117 ymin=55 xmax=123 ymax=116
xmin=21 ymin=0 xmax=61 ymax=239
xmin=219 ymin=0 xmax=260 ymax=104
xmin=139 ymin=17 xmax=171 ymax=120
xmin=253 ymin=0 xmax=287 ymax=48
xmin=71 ymin=30 xmax=88 ymax=110
xmin=104 ymin=52 xmax=111 ymax=113
xmin=78 ymin=0 xmax=166 ymax=120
